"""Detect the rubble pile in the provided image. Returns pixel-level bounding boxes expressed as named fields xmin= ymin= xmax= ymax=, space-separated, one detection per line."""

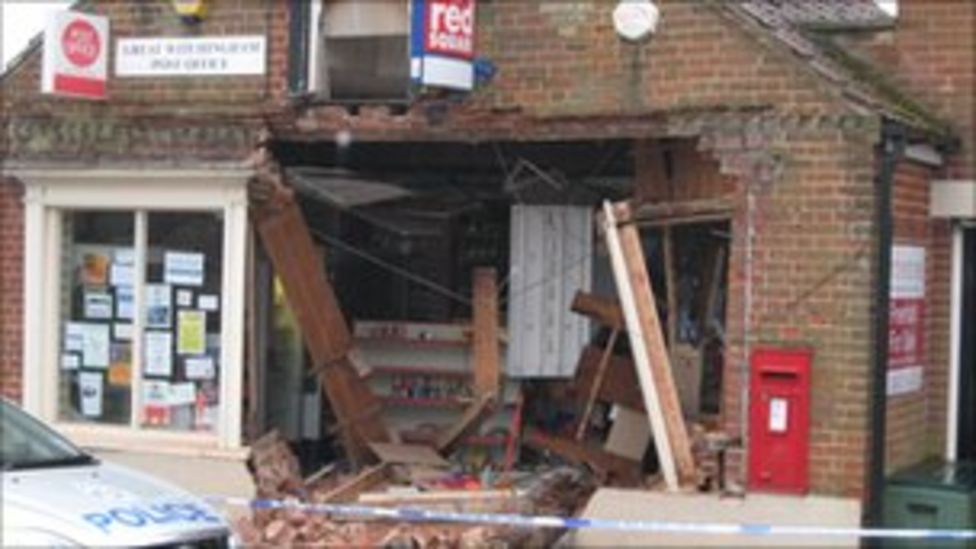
xmin=235 ymin=435 xmax=595 ymax=547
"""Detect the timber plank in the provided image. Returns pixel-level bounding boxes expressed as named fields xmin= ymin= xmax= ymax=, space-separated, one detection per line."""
xmin=524 ymin=428 xmax=642 ymax=486
xmin=256 ymin=200 xmax=351 ymax=367
xmin=607 ymin=200 xmax=696 ymax=488
xmin=318 ymin=463 xmax=391 ymax=503
xmin=575 ymin=329 xmax=620 ymax=440
xmin=254 ymin=187 xmax=391 ymax=461
xmin=571 ymin=291 xmax=626 ymax=331
xmin=663 ymin=226 xmax=678 ymax=348
xmin=574 ymin=345 xmax=644 ymax=412
xmin=435 ymin=392 xmax=495 ymax=455
xmin=368 ymin=443 xmax=450 ymax=467
xmin=471 ymin=268 xmax=501 ymax=397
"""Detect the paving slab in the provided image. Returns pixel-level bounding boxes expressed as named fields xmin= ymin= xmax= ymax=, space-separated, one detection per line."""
xmin=562 ymin=488 xmax=861 ymax=547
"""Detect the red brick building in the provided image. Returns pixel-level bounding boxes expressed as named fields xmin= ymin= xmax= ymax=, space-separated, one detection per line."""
xmin=1 ymin=0 xmax=973 ymax=513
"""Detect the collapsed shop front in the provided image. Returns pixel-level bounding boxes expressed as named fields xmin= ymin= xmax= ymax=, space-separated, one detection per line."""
xmin=245 ymin=130 xmax=744 ymax=486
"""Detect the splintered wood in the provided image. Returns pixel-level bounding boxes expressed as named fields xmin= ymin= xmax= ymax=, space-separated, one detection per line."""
xmin=574 ymin=345 xmax=644 ymax=412
xmin=250 ymin=150 xmax=391 ymax=462
xmin=253 ymin=198 xmax=351 ymax=367
xmin=427 ymin=268 xmax=502 ymax=457
xmin=600 ymin=200 xmax=696 ymax=491
xmin=435 ymin=392 xmax=495 ymax=455
xmin=524 ymin=428 xmax=643 ymax=487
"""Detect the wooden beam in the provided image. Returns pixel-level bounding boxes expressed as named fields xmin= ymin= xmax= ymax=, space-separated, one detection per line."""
xmin=255 ymin=199 xmax=352 ymax=367
xmin=318 ymin=463 xmax=391 ymax=503
xmin=319 ymin=357 xmax=392 ymax=464
xmin=635 ymin=213 xmax=732 ymax=229
xmin=663 ymin=226 xmax=678 ymax=348
xmin=630 ymin=196 xmax=734 ymax=224
xmin=471 ymin=268 xmax=501 ymax=397
xmin=524 ymin=429 xmax=643 ymax=486
xmin=571 ymin=291 xmax=626 ymax=331
xmin=601 ymin=200 xmax=696 ymax=490
xmin=575 ymin=329 xmax=620 ymax=440
xmin=252 ymin=162 xmax=393 ymax=462
xmin=359 ymin=489 xmax=519 ymax=505
xmin=574 ymin=345 xmax=645 ymax=412
xmin=368 ymin=442 xmax=450 ymax=468
xmin=436 ymin=392 xmax=495 ymax=456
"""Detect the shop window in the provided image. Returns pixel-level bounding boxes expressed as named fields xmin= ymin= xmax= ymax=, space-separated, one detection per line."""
xmin=59 ymin=212 xmax=134 ymax=425
xmin=57 ymin=210 xmax=224 ymax=433
xmin=311 ymin=0 xmax=410 ymax=101
xmin=142 ymin=212 xmax=223 ymax=432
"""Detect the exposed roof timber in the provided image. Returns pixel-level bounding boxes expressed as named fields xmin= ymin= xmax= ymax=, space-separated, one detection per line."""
xmin=270 ymin=106 xmax=779 ymax=143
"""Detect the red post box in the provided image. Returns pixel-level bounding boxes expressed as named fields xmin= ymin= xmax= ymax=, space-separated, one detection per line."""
xmin=748 ymin=347 xmax=812 ymax=494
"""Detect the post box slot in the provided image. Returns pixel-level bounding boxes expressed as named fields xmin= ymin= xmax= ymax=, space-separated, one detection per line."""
xmin=760 ymin=371 xmax=797 ymax=381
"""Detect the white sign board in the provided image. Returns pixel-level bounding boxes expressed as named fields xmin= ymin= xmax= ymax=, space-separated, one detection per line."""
xmin=164 ymin=251 xmax=205 ymax=286
xmin=116 ymin=36 xmax=266 ymax=77
xmin=42 ymin=11 xmax=110 ymax=99
xmin=887 ymin=365 xmax=923 ymax=396
xmin=891 ymin=245 xmax=926 ymax=299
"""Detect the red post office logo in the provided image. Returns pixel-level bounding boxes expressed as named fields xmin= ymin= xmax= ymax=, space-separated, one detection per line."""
xmin=61 ymin=19 xmax=101 ymax=68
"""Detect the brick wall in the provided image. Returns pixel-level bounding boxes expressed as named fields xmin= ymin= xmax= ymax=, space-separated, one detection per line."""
xmin=635 ymin=122 xmax=881 ymax=498
xmin=284 ymin=0 xmax=847 ymax=140
xmin=479 ymin=1 xmax=840 ymax=116
xmin=0 ymin=180 xmax=24 ymax=402
xmin=0 ymin=0 xmax=290 ymax=404
xmin=745 ymin=128 xmax=878 ymax=498
xmin=885 ymin=159 xmax=952 ymax=472
xmin=847 ymin=0 xmax=975 ymax=179
xmin=893 ymin=0 xmax=975 ymax=179
xmin=1 ymin=0 xmax=287 ymax=161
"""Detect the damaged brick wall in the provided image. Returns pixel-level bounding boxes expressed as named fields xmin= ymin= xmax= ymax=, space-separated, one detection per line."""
xmin=636 ymin=119 xmax=882 ymax=498
xmin=281 ymin=0 xmax=849 ymax=140
xmin=0 ymin=181 xmax=24 ymax=402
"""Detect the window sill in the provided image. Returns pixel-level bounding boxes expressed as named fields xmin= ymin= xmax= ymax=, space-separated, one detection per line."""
xmin=54 ymin=422 xmax=249 ymax=461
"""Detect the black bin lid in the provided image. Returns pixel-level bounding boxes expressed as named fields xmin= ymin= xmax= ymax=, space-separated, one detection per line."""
xmin=888 ymin=458 xmax=976 ymax=492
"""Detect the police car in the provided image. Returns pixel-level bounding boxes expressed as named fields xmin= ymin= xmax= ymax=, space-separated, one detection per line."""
xmin=1 ymin=398 xmax=236 ymax=547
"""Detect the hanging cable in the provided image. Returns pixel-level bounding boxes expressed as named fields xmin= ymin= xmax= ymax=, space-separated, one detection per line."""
xmin=307 ymin=227 xmax=472 ymax=306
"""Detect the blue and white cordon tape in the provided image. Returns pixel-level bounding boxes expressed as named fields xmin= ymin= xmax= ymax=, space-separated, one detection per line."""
xmin=208 ymin=495 xmax=976 ymax=541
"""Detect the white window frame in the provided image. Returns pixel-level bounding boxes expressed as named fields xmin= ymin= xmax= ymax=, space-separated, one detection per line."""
xmin=15 ymin=169 xmax=250 ymax=456
xmin=946 ymin=220 xmax=975 ymax=460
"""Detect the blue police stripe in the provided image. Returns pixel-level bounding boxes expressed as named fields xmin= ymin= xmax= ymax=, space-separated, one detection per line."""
xmin=208 ymin=496 xmax=976 ymax=540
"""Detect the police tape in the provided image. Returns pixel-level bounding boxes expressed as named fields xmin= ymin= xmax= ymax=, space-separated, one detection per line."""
xmin=207 ymin=495 xmax=976 ymax=540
